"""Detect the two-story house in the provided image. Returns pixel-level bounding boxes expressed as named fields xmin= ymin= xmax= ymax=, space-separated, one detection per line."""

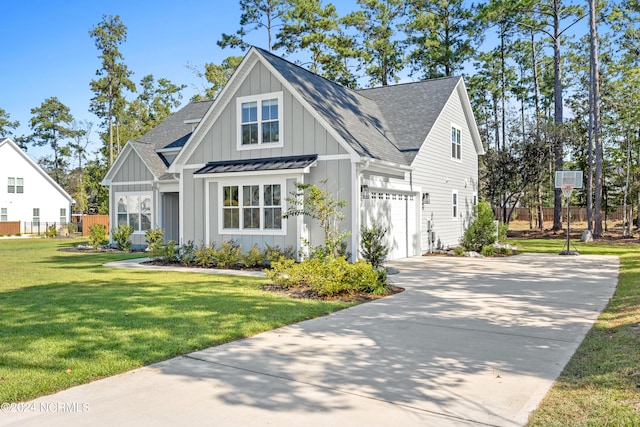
xmin=102 ymin=47 xmax=484 ymax=260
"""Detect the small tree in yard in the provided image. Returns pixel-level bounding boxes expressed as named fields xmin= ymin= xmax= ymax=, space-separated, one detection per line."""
xmin=283 ymin=181 xmax=350 ymax=258
xmin=461 ymin=201 xmax=497 ymax=253
xmin=360 ymin=222 xmax=389 ymax=268
xmin=112 ymin=224 xmax=134 ymax=251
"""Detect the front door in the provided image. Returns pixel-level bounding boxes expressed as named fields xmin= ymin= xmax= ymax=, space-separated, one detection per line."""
xmin=162 ymin=192 xmax=180 ymax=242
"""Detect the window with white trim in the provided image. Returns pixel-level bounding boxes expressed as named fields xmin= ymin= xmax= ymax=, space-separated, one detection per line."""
xmin=451 ymin=126 xmax=461 ymax=160
xmin=1 ymin=208 xmax=7 ymax=221
xmin=16 ymin=178 xmax=23 ymax=193
xmin=237 ymin=92 xmax=283 ymax=149
xmin=116 ymin=193 xmax=152 ymax=232
xmin=33 ymin=208 xmax=40 ymax=226
xmin=60 ymin=208 xmax=67 ymax=225
xmin=221 ymin=183 xmax=283 ymax=232
xmin=452 ymin=190 xmax=458 ymax=220
xmin=7 ymin=177 xmax=15 ymax=193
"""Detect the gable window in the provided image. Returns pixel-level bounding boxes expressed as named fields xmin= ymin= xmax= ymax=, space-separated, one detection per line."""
xmin=16 ymin=178 xmax=23 ymax=193
xmin=1 ymin=208 xmax=7 ymax=222
xmin=451 ymin=126 xmax=461 ymax=160
xmin=452 ymin=190 xmax=458 ymax=220
xmin=220 ymin=182 xmax=283 ymax=233
xmin=33 ymin=208 xmax=40 ymax=226
xmin=116 ymin=193 xmax=152 ymax=233
xmin=237 ymin=92 xmax=283 ymax=149
xmin=7 ymin=177 xmax=15 ymax=193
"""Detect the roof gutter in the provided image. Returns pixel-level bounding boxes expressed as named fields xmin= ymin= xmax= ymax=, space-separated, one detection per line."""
xmin=359 ymin=157 xmax=413 ymax=172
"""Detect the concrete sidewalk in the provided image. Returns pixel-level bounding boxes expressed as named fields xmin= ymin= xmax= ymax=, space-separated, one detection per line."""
xmin=2 ymin=253 xmax=618 ymax=426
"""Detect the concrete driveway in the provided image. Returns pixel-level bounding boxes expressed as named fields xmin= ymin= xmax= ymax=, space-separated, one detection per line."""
xmin=2 ymin=253 xmax=618 ymax=427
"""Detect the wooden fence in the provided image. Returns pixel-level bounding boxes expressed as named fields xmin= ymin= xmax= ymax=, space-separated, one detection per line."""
xmin=81 ymin=215 xmax=110 ymax=236
xmin=505 ymin=206 xmax=627 ymax=222
xmin=0 ymin=221 xmax=20 ymax=235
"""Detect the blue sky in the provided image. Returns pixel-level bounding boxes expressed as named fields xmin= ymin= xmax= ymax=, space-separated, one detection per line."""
xmin=0 ymin=1 xmax=341 ymax=159
xmin=2 ymin=0 xmax=588 ymax=161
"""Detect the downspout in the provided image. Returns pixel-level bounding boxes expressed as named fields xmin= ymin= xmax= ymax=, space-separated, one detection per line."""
xmin=353 ymin=160 xmax=370 ymax=261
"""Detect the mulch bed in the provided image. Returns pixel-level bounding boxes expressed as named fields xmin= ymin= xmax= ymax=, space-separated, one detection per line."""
xmin=59 ymin=246 xmax=403 ymax=302
xmin=261 ymin=283 xmax=405 ymax=302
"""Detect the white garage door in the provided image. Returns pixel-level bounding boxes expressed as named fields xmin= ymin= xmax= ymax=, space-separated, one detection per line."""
xmin=363 ymin=190 xmax=417 ymax=260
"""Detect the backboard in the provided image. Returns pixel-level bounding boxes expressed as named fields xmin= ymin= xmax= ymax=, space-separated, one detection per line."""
xmin=555 ymin=170 xmax=583 ymax=190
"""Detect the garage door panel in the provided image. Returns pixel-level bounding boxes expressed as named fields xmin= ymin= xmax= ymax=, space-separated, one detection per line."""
xmin=363 ymin=191 xmax=417 ymax=260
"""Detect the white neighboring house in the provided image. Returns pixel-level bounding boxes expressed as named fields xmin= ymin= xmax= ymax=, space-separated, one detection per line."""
xmin=0 ymin=137 xmax=73 ymax=233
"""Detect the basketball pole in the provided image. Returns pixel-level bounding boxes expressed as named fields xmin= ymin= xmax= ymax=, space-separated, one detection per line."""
xmin=560 ymin=187 xmax=579 ymax=256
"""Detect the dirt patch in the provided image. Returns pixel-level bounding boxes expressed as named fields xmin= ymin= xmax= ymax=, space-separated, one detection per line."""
xmin=508 ymin=227 xmax=640 ymax=244
xmin=262 ymin=283 xmax=405 ymax=302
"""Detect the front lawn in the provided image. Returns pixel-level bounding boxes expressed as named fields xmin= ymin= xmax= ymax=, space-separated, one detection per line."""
xmin=509 ymin=238 xmax=640 ymax=426
xmin=0 ymin=238 xmax=353 ymax=403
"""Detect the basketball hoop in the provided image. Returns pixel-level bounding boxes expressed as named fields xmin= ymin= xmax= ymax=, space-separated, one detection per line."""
xmin=561 ymin=183 xmax=574 ymax=198
xmin=555 ymin=170 xmax=583 ymax=256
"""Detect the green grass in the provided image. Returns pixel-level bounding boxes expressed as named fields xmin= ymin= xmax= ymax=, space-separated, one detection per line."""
xmin=509 ymin=238 xmax=640 ymax=426
xmin=0 ymin=238 xmax=353 ymax=403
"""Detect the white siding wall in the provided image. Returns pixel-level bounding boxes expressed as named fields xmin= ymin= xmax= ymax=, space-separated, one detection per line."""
xmin=0 ymin=142 xmax=71 ymax=229
xmin=411 ymin=88 xmax=480 ymax=251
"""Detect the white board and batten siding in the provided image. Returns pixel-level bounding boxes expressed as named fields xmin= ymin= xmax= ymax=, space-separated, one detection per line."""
xmin=411 ymin=87 xmax=479 ymax=252
xmin=108 ymin=148 xmax=155 ymax=246
xmin=180 ymin=59 xmax=354 ymax=254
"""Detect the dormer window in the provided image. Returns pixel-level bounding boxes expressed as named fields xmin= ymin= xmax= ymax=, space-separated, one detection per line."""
xmin=237 ymin=92 xmax=283 ymax=150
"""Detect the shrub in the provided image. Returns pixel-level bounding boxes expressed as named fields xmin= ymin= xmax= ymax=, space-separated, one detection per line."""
xmin=88 ymin=224 xmax=108 ymax=248
xmin=360 ymin=223 xmax=389 ymax=268
xmin=215 ymin=240 xmax=241 ymax=268
xmin=194 ymin=243 xmax=216 ymax=267
xmin=453 ymin=246 xmax=465 ymax=256
xmin=498 ymin=222 xmax=509 ymax=243
xmin=179 ymin=241 xmax=196 ymax=265
xmin=242 ymin=244 xmax=265 ymax=268
xmin=494 ymin=246 xmax=513 ymax=255
xmin=263 ymin=244 xmax=296 ymax=266
xmin=264 ymin=259 xmax=298 ymax=288
xmin=265 ymin=256 xmax=386 ymax=297
xmin=160 ymin=240 xmax=179 ymax=263
xmin=112 ymin=224 xmax=134 ymax=251
xmin=67 ymin=222 xmax=78 ymax=234
xmin=145 ymin=228 xmax=164 ymax=254
xmin=461 ymin=201 xmax=497 ymax=252
xmin=481 ymin=245 xmax=495 ymax=256
xmin=45 ymin=224 xmax=58 ymax=238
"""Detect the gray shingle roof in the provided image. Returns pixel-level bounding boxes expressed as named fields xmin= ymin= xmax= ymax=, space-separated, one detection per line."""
xmin=257 ymin=48 xmax=463 ymax=166
xmin=195 ymin=154 xmax=318 ymax=175
xmin=133 ymin=100 xmax=213 ymax=178
xmin=358 ymin=77 xmax=462 ymax=164
xmin=257 ymin=48 xmax=408 ymax=165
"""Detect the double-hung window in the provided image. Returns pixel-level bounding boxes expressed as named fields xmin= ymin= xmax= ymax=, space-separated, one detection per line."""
xmin=1 ymin=208 xmax=7 ymax=222
xmin=16 ymin=178 xmax=23 ymax=193
xmin=7 ymin=177 xmax=15 ymax=193
xmin=237 ymin=92 xmax=283 ymax=149
xmin=116 ymin=193 xmax=152 ymax=232
xmin=33 ymin=208 xmax=40 ymax=226
xmin=221 ymin=183 xmax=283 ymax=233
xmin=451 ymin=126 xmax=461 ymax=160
xmin=452 ymin=190 xmax=458 ymax=220
xmin=60 ymin=208 xmax=67 ymax=225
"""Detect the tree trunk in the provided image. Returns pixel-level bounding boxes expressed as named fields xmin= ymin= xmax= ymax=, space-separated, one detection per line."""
xmin=591 ymin=0 xmax=603 ymax=237
xmin=623 ymin=131 xmax=631 ymax=237
xmin=552 ymin=0 xmax=564 ymax=232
